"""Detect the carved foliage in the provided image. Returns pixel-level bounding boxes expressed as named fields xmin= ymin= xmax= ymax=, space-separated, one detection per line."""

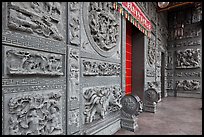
xmin=83 ymin=85 xmax=122 ymax=123
xmin=176 ymin=49 xmax=201 ymax=69
xmin=7 ymin=91 xmax=63 ymax=135
xmin=176 ymin=80 xmax=200 ymax=91
xmin=6 ymin=49 xmax=63 ymax=75
xmin=69 ymin=2 xmax=80 ymax=45
xmin=8 ymin=2 xmax=63 ymax=41
xmin=82 ymin=59 xmax=120 ymax=76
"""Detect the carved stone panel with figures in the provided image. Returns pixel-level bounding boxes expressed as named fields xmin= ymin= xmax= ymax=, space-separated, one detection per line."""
xmin=82 ymin=2 xmax=121 ymax=58
xmin=82 ymin=59 xmax=120 ymax=77
xmin=5 ymin=46 xmax=64 ymax=76
xmin=3 ymin=89 xmax=64 ymax=135
xmin=68 ymin=2 xmax=80 ymax=46
xmin=7 ymin=2 xmax=65 ymax=41
xmin=176 ymin=80 xmax=200 ymax=91
xmin=175 ymin=49 xmax=201 ymax=69
xmin=82 ymin=85 xmax=122 ymax=124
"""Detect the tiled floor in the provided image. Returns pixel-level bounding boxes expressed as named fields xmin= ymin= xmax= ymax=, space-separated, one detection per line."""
xmin=115 ymin=97 xmax=202 ymax=135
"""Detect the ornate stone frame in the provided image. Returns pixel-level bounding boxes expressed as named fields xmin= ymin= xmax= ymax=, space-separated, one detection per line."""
xmin=82 ymin=2 xmax=121 ymax=58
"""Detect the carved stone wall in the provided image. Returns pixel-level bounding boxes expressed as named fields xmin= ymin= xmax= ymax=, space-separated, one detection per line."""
xmin=167 ymin=2 xmax=202 ymax=98
xmin=80 ymin=2 xmax=122 ymax=135
xmin=2 ymin=2 xmax=67 ymax=135
xmin=67 ymin=2 xmax=81 ymax=135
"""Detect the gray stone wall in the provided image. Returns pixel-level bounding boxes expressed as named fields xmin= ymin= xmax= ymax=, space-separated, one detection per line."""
xmin=3 ymin=2 xmax=194 ymax=135
xmin=167 ymin=3 xmax=202 ymax=98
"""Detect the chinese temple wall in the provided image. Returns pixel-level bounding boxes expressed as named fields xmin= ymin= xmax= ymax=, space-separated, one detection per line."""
xmin=167 ymin=3 xmax=202 ymax=98
xmin=2 ymin=2 xmax=200 ymax=135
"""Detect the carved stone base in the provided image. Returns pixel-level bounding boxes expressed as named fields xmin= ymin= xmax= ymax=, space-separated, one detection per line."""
xmin=121 ymin=116 xmax=138 ymax=132
xmin=143 ymin=102 xmax=157 ymax=113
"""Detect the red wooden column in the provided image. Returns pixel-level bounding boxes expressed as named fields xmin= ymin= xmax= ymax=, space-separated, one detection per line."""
xmin=125 ymin=21 xmax=133 ymax=95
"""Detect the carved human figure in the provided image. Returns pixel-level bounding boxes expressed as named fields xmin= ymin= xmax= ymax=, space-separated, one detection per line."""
xmin=47 ymin=107 xmax=62 ymax=134
xmin=26 ymin=109 xmax=44 ymax=135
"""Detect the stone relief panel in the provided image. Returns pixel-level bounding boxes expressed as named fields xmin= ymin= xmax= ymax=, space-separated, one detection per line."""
xmin=68 ymin=47 xmax=80 ymax=107
xmin=5 ymin=46 xmax=63 ymax=76
xmin=175 ymin=71 xmax=201 ymax=77
xmin=69 ymin=2 xmax=80 ymax=46
xmin=83 ymin=85 xmax=122 ymax=123
xmin=176 ymin=80 xmax=200 ymax=91
xmin=146 ymin=69 xmax=155 ymax=77
xmin=174 ymin=39 xmax=201 ymax=48
xmin=175 ymin=49 xmax=201 ymax=69
xmin=8 ymin=2 xmax=64 ymax=41
xmin=167 ymin=71 xmax=173 ymax=77
xmin=82 ymin=59 xmax=120 ymax=77
xmin=167 ymin=52 xmax=173 ymax=69
xmin=83 ymin=2 xmax=120 ymax=57
xmin=68 ymin=109 xmax=79 ymax=134
xmin=147 ymin=37 xmax=156 ymax=67
xmin=2 ymin=31 xmax=66 ymax=54
xmin=4 ymin=90 xmax=63 ymax=135
xmin=166 ymin=79 xmax=173 ymax=90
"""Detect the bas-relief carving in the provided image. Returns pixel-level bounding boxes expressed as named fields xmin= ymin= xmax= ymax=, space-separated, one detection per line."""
xmin=167 ymin=52 xmax=173 ymax=69
xmin=120 ymin=95 xmax=142 ymax=132
xmin=175 ymin=49 xmax=201 ymax=69
xmin=69 ymin=2 xmax=80 ymax=46
xmin=68 ymin=48 xmax=80 ymax=101
xmin=83 ymin=2 xmax=120 ymax=57
xmin=166 ymin=79 xmax=173 ymax=90
xmin=147 ymin=38 xmax=156 ymax=67
xmin=8 ymin=2 xmax=64 ymax=41
xmin=167 ymin=71 xmax=173 ymax=77
xmin=83 ymin=85 xmax=122 ymax=123
xmin=6 ymin=91 xmax=63 ymax=135
xmin=174 ymin=39 xmax=201 ymax=47
xmin=6 ymin=48 xmax=63 ymax=75
xmin=82 ymin=59 xmax=120 ymax=77
xmin=146 ymin=69 xmax=155 ymax=77
xmin=176 ymin=80 xmax=200 ymax=91
xmin=175 ymin=71 xmax=201 ymax=77
xmin=68 ymin=109 xmax=79 ymax=134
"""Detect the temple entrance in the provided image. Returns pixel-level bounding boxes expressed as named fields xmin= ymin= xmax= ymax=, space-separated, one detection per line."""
xmin=125 ymin=20 xmax=145 ymax=100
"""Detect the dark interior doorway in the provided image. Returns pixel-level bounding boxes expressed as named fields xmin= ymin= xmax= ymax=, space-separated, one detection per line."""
xmin=125 ymin=20 xmax=145 ymax=100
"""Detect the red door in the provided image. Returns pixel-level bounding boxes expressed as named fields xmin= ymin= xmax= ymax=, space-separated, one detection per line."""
xmin=126 ymin=21 xmax=132 ymax=95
